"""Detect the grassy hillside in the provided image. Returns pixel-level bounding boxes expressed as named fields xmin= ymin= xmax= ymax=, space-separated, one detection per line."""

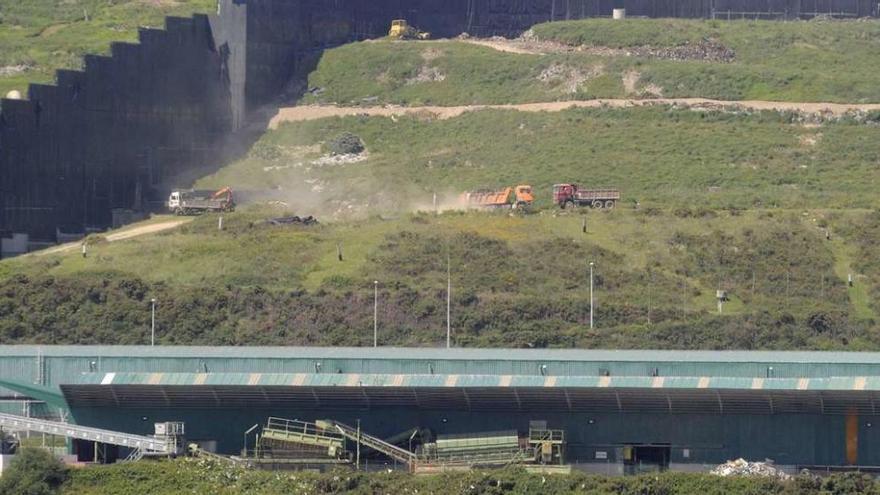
xmin=0 ymin=0 xmax=213 ymax=97
xmin=1 ymin=205 xmax=876 ymax=350
xmin=303 ymin=19 xmax=880 ymax=105
xmin=201 ymin=107 xmax=880 ymax=210
xmin=2 ymin=17 xmax=880 ymax=352
xmin=4 ymin=105 xmax=880 ymax=350
xmin=60 ymin=459 xmax=880 ymax=495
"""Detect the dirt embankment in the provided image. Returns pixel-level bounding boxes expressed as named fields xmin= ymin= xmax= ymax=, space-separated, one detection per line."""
xmin=270 ymin=99 xmax=880 ymax=129
xmin=33 ymin=218 xmax=192 ymax=256
xmin=458 ymin=32 xmax=735 ymax=63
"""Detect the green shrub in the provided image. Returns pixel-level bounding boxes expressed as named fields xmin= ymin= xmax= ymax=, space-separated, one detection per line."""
xmin=0 ymin=448 xmax=69 ymax=495
xmin=327 ymin=132 xmax=365 ymax=155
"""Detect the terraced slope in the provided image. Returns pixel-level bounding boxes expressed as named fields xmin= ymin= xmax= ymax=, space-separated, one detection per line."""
xmin=302 ymin=19 xmax=880 ymax=106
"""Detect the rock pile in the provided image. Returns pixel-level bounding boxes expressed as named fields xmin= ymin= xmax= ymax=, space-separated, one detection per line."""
xmin=711 ymin=458 xmax=791 ymax=480
xmin=626 ymin=39 xmax=736 ymax=63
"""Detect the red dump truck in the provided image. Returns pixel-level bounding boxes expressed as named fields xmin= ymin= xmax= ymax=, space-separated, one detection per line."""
xmin=553 ymin=184 xmax=620 ymax=209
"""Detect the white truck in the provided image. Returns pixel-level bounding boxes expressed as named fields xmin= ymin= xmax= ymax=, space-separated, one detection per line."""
xmin=168 ymin=187 xmax=235 ymax=215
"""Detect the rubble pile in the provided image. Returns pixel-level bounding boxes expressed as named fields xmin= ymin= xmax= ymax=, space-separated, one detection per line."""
xmin=267 ymin=216 xmax=319 ymax=226
xmin=711 ymin=458 xmax=791 ymax=480
xmin=626 ymin=39 xmax=736 ymax=63
xmin=512 ymin=29 xmax=735 ymax=62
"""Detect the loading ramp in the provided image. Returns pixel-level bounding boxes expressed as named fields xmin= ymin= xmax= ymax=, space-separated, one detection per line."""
xmin=0 ymin=412 xmax=172 ymax=454
xmin=316 ymin=419 xmax=418 ymax=467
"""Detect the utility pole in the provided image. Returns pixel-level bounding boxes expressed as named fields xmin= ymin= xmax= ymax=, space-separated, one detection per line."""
xmin=356 ymin=419 xmax=361 ymax=470
xmin=373 ymin=281 xmax=378 ymax=348
xmin=589 ymin=262 xmax=595 ymax=330
xmin=447 ymin=252 xmax=452 ymax=349
xmin=150 ymin=298 xmax=157 ymax=346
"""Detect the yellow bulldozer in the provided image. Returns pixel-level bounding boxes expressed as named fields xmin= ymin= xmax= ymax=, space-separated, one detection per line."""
xmin=388 ymin=19 xmax=431 ymax=40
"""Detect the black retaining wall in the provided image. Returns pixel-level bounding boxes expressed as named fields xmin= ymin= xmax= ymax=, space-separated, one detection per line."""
xmin=1 ymin=0 xmax=877 ymax=245
xmin=0 ymin=13 xmax=240 ymax=242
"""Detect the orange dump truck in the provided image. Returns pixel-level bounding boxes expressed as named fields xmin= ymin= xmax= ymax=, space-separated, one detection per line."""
xmin=459 ymin=185 xmax=534 ymax=209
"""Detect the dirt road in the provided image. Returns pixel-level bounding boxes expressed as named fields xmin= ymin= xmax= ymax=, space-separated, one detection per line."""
xmin=269 ymin=98 xmax=880 ymax=128
xmin=34 ymin=218 xmax=191 ymax=256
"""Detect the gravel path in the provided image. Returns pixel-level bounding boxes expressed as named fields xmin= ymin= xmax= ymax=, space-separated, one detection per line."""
xmin=270 ymin=99 xmax=880 ymax=128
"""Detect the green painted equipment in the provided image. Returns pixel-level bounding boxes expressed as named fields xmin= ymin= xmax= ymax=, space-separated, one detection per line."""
xmin=257 ymin=418 xmax=347 ymax=460
xmin=435 ymin=430 xmax=520 ymax=456
xmin=317 ymin=419 xmax=418 ymax=466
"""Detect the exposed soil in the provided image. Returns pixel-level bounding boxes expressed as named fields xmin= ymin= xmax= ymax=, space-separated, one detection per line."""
xmin=34 ymin=219 xmax=192 ymax=256
xmin=537 ymin=63 xmax=602 ymax=93
xmin=406 ymin=65 xmax=446 ymax=85
xmin=459 ymin=32 xmax=735 ymax=63
xmin=270 ymin=99 xmax=880 ymax=129
xmin=623 ymin=70 xmax=663 ymax=97
xmin=0 ymin=65 xmax=30 ymax=76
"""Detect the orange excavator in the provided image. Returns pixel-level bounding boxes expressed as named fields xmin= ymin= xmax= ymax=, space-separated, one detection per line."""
xmin=459 ymin=185 xmax=534 ymax=209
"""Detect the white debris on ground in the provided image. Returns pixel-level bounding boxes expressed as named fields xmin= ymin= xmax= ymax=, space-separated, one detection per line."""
xmin=406 ymin=65 xmax=446 ymax=85
xmin=711 ymin=458 xmax=791 ymax=480
xmin=310 ymin=152 xmax=368 ymax=167
xmin=0 ymin=65 xmax=30 ymax=77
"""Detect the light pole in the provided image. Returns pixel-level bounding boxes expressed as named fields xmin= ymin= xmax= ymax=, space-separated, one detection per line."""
xmin=243 ymin=423 xmax=258 ymax=458
xmin=150 ymin=298 xmax=157 ymax=346
xmin=373 ymin=281 xmax=378 ymax=348
xmin=446 ymin=253 xmax=451 ymax=349
xmin=589 ymin=262 xmax=594 ymax=330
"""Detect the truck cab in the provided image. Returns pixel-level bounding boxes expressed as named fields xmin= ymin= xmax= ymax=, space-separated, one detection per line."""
xmin=514 ymin=185 xmax=534 ymax=208
xmin=168 ymin=191 xmax=182 ymax=210
xmin=553 ymin=184 xmax=576 ymax=208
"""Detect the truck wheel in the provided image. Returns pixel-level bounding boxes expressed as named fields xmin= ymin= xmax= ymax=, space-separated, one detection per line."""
xmin=592 ymin=200 xmax=603 ymax=209
xmin=605 ymin=201 xmax=615 ymax=209
xmin=564 ymin=200 xmax=574 ymax=209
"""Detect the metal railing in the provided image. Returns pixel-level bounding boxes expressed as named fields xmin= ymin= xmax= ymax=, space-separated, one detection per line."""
xmin=0 ymin=412 xmax=170 ymax=453
xmin=318 ymin=420 xmax=417 ymax=466
xmin=262 ymin=417 xmax=345 ymax=449
xmin=529 ymin=429 xmax=565 ymax=444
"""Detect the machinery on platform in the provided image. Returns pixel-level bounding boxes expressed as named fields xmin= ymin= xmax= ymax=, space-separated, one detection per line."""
xmin=255 ymin=418 xmax=350 ymax=464
xmin=388 ymin=20 xmax=431 ymax=40
xmin=246 ymin=417 xmax=565 ymax=472
xmin=168 ymin=187 xmax=235 ymax=215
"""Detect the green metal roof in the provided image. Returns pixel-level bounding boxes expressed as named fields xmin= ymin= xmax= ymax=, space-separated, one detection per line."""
xmin=0 ymin=379 xmax=68 ymax=409
xmin=3 ymin=345 xmax=880 ymax=364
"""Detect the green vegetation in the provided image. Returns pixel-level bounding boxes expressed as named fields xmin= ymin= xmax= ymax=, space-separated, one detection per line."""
xmin=1 ymin=16 xmax=878 ymax=351
xmin=4 ymin=107 xmax=880 ymax=350
xmin=0 ymin=205 xmax=875 ymax=349
xmin=199 ymin=107 xmax=880 ymax=210
xmin=60 ymin=459 xmax=880 ymax=495
xmin=303 ymin=19 xmax=880 ymax=105
xmin=0 ymin=448 xmax=69 ymax=495
xmin=0 ymin=0 xmax=213 ymax=97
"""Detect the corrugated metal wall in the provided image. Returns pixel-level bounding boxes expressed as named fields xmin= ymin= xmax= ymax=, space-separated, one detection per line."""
xmin=69 ymin=405 xmax=873 ymax=466
xmin=3 ymin=348 xmax=880 ymax=389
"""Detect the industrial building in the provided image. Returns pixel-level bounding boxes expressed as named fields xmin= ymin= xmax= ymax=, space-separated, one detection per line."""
xmin=1 ymin=346 xmax=879 ymax=473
